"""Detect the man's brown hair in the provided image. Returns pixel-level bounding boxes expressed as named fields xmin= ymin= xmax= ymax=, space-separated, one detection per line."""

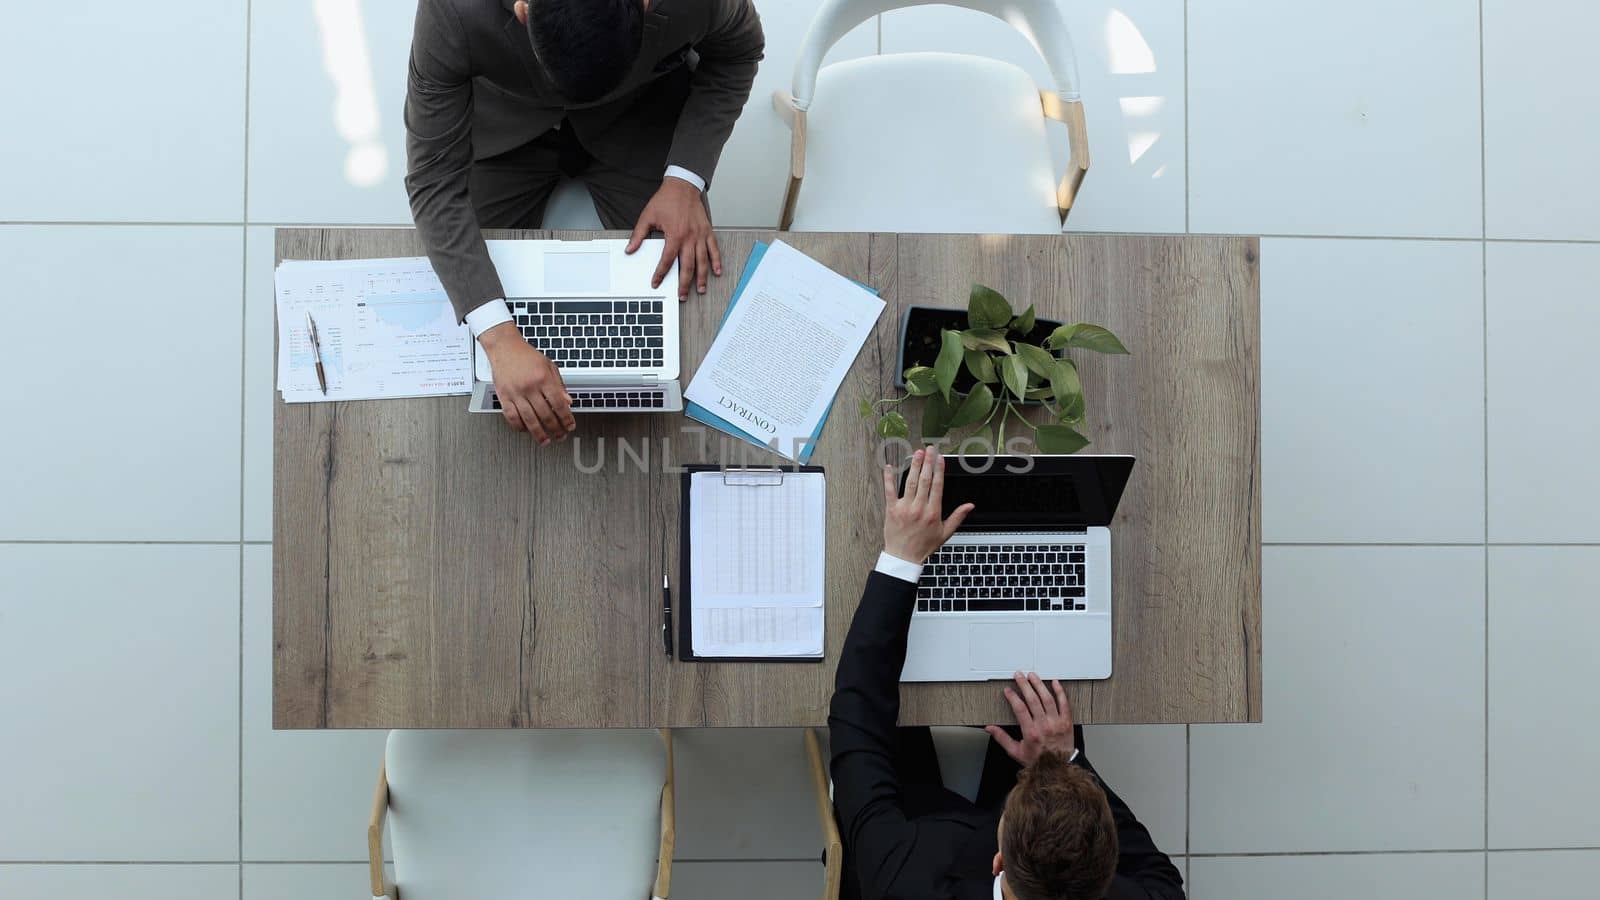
xmin=1000 ymin=751 xmax=1119 ymax=900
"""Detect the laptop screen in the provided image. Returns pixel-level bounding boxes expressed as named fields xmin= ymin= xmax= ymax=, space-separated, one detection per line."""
xmin=914 ymin=455 xmax=1135 ymax=530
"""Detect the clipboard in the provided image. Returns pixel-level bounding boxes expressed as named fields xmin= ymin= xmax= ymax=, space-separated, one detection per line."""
xmin=677 ymin=464 xmax=827 ymax=662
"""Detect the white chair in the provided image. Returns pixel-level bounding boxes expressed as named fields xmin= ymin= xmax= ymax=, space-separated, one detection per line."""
xmin=367 ymin=729 xmax=674 ymax=900
xmin=773 ymin=0 xmax=1090 ymax=234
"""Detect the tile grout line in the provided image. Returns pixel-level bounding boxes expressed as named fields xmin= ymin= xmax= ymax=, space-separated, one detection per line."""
xmin=1182 ymin=0 xmax=1190 ymax=233
xmin=0 ymin=221 xmax=1598 ymax=248
xmin=240 ymin=0 xmax=253 ymax=891
xmin=12 ymin=539 xmax=1600 ymax=547
xmin=1479 ymin=0 xmax=1490 ymax=890
xmin=14 ymin=848 xmax=1598 ymax=866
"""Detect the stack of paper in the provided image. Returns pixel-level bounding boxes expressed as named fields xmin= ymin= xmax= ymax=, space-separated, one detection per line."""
xmin=274 ymin=257 xmax=473 ymax=402
xmin=687 ymin=469 xmax=826 ymax=658
xmin=684 ymin=241 xmax=884 ymax=462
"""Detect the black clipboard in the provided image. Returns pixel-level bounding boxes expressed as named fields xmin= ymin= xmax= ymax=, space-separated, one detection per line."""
xmin=677 ymin=464 xmax=827 ymax=662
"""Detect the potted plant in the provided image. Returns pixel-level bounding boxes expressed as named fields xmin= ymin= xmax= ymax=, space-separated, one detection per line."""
xmin=863 ymin=284 xmax=1128 ymax=453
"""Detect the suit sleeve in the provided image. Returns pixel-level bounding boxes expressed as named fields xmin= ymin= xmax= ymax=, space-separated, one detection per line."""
xmin=827 ymin=572 xmax=924 ymax=900
xmin=404 ymin=0 xmax=506 ymax=322
xmin=666 ymin=0 xmax=765 ymax=185
xmin=1076 ymin=756 xmax=1186 ymax=900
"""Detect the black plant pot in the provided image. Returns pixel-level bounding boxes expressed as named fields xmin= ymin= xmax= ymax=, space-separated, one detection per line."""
xmin=895 ymin=305 xmax=1064 ymax=400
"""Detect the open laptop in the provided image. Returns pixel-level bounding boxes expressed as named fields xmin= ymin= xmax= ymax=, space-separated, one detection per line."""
xmin=467 ymin=238 xmax=683 ymax=414
xmin=899 ymin=454 xmax=1135 ymax=682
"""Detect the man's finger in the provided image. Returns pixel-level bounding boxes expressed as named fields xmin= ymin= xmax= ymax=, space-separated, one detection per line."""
xmin=652 ymin=238 xmax=680 ymax=289
xmin=882 ymin=463 xmax=898 ymax=507
xmin=929 ymin=451 xmax=947 ymax=511
xmin=942 ymin=503 xmax=976 ymax=541
xmin=1052 ymin=680 xmax=1072 ymax=723
xmin=1015 ymin=671 xmax=1045 ymax=719
xmin=985 ymin=724 xmax=1022 ymax=758
xmin=526 ymin=392 xmax=561 ymax=445
xmin=695 ymin=240 xmax=710 ymax=294
xmin=515 ymin=396 xmax=548 ymax=444
xmin=1029 ymin=672 xmax=1057 ymax=716
xmin=904 ymin=449 xmax=925 ymax=504
xmin=543 ymin=382 xmax=576 ymax=435
xmin=677 ymin=244 xmax=693 ymax=300
xmin=709 ymin=230 xmax=723 ymax=276
xmin=626 ymin=214 xmax=653 ymax=254
xmin=1003 ymin=686 xmax=1033 ymax=728
xmin=916 ymin=447 xmax=937 ymax=508
xmin=499 ymin=390 xmax=528 ymax=432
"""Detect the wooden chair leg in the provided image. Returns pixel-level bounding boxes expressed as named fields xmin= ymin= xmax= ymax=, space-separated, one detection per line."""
xmin=804 ymin=728 xmax=842 ymax=900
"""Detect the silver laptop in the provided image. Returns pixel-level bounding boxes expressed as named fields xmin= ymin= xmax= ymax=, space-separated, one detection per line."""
xmin=467 ymin=238 xmax=683 ymax=414
xmin=900 ymin=454 xmax=1135 ymax=682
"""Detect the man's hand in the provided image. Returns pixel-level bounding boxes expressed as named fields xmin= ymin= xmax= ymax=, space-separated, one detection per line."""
xmin=626 ymin=176 xmax=722 ymax=300
xmin=478 ymin=322 xmax=575 ymax=445
xmin=883 ymin=447 xmax=974 ymax=563
xmin=986 ymin=671 xmax=1076 ymax=768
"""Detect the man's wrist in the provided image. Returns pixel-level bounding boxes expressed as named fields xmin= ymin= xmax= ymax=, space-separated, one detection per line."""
xmin=874 ymin=551 xmax=923 ymax=584
xmin=663 ymin=165 xmax=706 ymax=193
xmin=465 ymin=298 xmax=514 ymax=340
xmin=476 ymin=320 xmax=522 ymax=354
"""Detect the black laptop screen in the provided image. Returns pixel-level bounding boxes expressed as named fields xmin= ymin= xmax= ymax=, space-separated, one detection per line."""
xmin=906 ymin=455 xmax=1135 ymax=530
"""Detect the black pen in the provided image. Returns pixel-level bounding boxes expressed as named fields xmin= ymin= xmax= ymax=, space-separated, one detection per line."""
xmin=662 ymin=573 xmax=674 ymax=659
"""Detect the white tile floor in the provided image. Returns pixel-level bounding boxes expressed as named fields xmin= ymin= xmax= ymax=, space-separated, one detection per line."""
xmin=1 ymin=1 xmax=1596 ymax=898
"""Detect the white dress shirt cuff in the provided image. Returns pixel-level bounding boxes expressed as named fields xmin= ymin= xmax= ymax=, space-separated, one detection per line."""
xmin=663 ymin=165 xmax=707 ymax=193
xmin=464 ymin=298 xmax=514 ymax=339
xmin=874 ymin=552 xmax=924 ymax=584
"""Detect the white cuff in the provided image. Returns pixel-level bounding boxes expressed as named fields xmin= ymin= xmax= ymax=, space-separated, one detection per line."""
xmin=874 ymin=552 xmax=923 ymax=584
xmin=464 ymin=298 xmax=514 ymax=339
xmin=664 ymin=165 xmax=707 ymax=193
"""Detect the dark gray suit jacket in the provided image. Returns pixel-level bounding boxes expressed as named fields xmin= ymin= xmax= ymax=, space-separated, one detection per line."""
xmin=404 ymin=0 xmax=765 ymax=320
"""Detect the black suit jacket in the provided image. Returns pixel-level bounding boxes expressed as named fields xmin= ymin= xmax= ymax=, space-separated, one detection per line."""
xmin=828 ymin=571 xmax=1186 ymax=900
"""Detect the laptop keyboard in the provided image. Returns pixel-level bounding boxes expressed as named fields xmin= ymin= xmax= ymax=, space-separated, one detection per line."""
xmin=916 ymin=542 xmax=1089 ymax=613
xmin=509 ymin=298 xmax=667 ymax=369
xmin=490 ymin=388 xmax=668 ymax=413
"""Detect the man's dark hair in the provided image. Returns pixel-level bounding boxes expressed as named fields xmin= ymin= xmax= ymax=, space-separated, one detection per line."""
xmin=1001 ymin=751 xmax=1119 ymax=900
xmin=526 ymin=0 xmax=646 ymax=103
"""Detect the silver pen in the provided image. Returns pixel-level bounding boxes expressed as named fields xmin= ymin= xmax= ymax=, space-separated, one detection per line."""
xmin=306 ymin=312 xmax=328 ymax=395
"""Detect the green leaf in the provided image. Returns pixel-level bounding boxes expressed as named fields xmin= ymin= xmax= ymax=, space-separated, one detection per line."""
xmin=1057 ymin=390 xmax=1086 ymax=425
xmin=1001 ymin=356 xmax=1029 ymax=401
xmin=1011 ymin=304 xmax=1036 ymax=336
xmin=920 ymin=393 xmax=954 ymax=441
xmin=1015 ymin=342 xmax=1057 ymax=378
xmin=963 ymin=349 xmax=997 ymax=383
xmin=875 ymin=411 xmax=910 ymax=439
xmin=858 ymin=397 xmax=874 ymax=419
xmin=947 ymin=383 xmax=995 ymax=428
xmin=933 ymin=329 xmax=964 ymax=401
xmin=959 ymin=329 xmax=1011 ymax=354
xmin=1046 ymin=323 xmax=1130 ymax=355
xmin=1025 ymin=386 xmax=1054 ymax=401
xmin=1048 ymin=358 xmax=1082 ymax=407
xmin=968 ymin=284 xmax=1014 ymax=330
xmin=904 ymin=366 xmax=938 ymax=397
xmin=1035 ymin=424 xmax=1091 ymax=454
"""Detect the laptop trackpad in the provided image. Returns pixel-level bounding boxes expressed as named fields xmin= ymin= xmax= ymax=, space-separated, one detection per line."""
xmin=969 ymin=623 xmax=1035 ymax=673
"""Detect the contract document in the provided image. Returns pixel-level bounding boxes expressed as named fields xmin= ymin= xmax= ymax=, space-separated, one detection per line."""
xmin=683 ymin=241 xmax=885 ymax=461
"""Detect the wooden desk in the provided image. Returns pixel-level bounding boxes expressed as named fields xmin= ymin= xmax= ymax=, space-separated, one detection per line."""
xmin=274 ymin=229 xmax=1260 ymax=728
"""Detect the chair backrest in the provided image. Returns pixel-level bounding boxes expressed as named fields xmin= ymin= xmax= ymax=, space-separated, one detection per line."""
xmin=790 ymin=0 xmax=1082 ymax=109
xmin=385 ymin=729 xmax=665 ymax=900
